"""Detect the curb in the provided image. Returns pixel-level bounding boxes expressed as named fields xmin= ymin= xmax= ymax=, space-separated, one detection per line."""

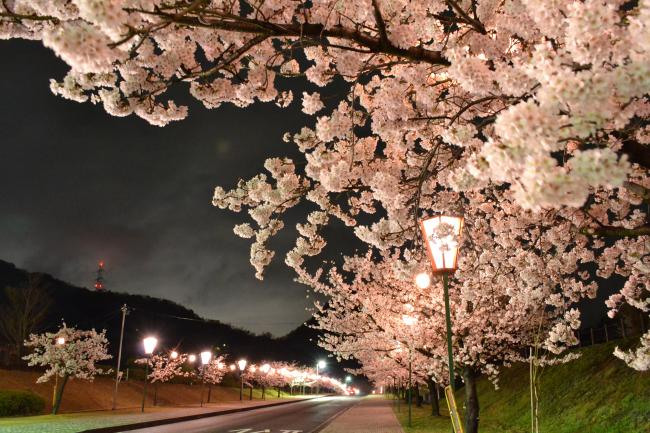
xmin=79 ymin=397 xmax=324 ymax=433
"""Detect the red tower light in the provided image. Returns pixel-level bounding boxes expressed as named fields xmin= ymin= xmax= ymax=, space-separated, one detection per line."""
xmin=95 ymin=260 xmax=106 ymax=292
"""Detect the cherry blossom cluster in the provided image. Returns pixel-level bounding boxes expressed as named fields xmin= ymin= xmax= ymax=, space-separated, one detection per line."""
xmin=2 ymin=0 xmax=649 ymax=371
xmin=23 ymin=322 xmax=112 ymax=383
xmin=136 ymin=351 xmax=191 ymax=383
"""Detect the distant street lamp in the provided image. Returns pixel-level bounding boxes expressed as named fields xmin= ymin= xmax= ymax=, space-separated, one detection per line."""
xmin=141 ymin=336 xmax=158 ymax=413
xmin=53 ymin=336 xmax=65 ymax=406
xmin=237 ymin=359 xmax=247 ymax=401
xmin=200 ymin=351 xmax=212 ymax=407
xmin=420 ymin=215 xmax=463 ymax=392
xmin=345 ymin=375 xmax=352 ymax=383
xmin=402 ymin=314 xmax=417 ymax=428
xmin=188 ymin=354 xmax=196 ymax=363
xmin=316 ymin=360 xmax=326 ymax=394
xmin=170 ymin=351 xmax=178 ymax=359
xmin=414 ymin=272 xmax=431 ymax=289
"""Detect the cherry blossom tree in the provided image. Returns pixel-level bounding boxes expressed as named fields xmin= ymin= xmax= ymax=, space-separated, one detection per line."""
xmin=23 ymin=322 xmax=111 ymax=414
xmin=136 ymin=351 xmax=190 ymax=405
xmin=2 ymin=1 xmax=650 ymax=429
xmin=202 ymin=356 xmax=226 ymax=403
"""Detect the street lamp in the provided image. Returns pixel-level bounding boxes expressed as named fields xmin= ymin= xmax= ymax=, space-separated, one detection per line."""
xmin=237 ymin=359 xmax=247 ymax=401
xmin=188 ymin=354 xmax=196 ymax=363
xmin=414 ymin=272 xmax=431 ymax=289
xmin=56 ymin=337 xmax=65 ymax=345
xmin=345 ymin=375 xmax=352 ymax=383
xmin=402 ymin=314 xmax=417 ymax=428
xmin=200 ymin=351 xmax=211 ymax=407
xmin=420 ymin=214 xmax=463 ymax=392
xmin=141 ymin=336 xmax=158 ymax=413
xmin=170 ymin=351 xmax=178 ymax=359
xmin=316 ymin=360 xmax=326 ymax=395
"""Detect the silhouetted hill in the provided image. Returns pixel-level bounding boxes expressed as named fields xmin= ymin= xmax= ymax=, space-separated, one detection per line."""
xmin=0 ymin=260 xmax=341 ymax=372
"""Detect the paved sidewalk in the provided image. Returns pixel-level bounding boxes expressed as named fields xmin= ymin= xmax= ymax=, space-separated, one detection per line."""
xmin=0 ymin=397 xmax=311 ymax=433
xmin=320 ymin=397 xmax=404 ymax=433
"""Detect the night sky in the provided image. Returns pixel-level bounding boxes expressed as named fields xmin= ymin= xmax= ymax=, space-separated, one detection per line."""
xmin=0 ymin=40 xmax=325 ymax=336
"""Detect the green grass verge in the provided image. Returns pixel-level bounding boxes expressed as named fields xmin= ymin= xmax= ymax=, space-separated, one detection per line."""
xmin=393 ymin=341 xmax=650 ymax=433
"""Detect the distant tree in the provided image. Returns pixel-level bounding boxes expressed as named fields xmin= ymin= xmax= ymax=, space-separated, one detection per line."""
xmin=23 ymin=323 xmax=111 ymax=414
xmin=136 ymin=351 xmax=190 ymax=405
xmin=0 ymin=275 xmax=51 ymax=365
xmin=202 ymin=356 xmax=227 ymax=403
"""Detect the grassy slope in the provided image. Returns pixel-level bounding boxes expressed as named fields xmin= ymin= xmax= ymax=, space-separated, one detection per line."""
xmin=0 ymin=369 xmax=294 ymax=414
xmin=394 ymin=341 xmax=650 ymax=433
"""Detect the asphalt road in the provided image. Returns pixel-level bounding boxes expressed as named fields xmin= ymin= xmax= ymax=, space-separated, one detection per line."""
xmin=125 ymin=397 xmax=358 ymax=433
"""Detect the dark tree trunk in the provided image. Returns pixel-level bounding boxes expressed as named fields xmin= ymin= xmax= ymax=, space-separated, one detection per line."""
xmin=463 ymin=367 xmax=479 ymax=433
xmin=153 ymin=383 xmax=158 ymax=406
xmin=277 ymin=387 xmax=281 ymax=398
xmin=416 ymin=384 xmax=422 ymax=407
xmin=426 ymin=377 xmax=440 ymax=416
xmin=52 ymin=375 xmax=69 ymax=415
xmin=207 ymin=385 xmax=212 ymax=403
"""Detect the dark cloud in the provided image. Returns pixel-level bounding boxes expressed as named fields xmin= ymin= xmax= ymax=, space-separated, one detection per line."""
xmin=0 ymin=40 xmax=320 ymax=336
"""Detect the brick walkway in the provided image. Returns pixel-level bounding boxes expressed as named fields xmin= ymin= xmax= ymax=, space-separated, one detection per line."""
xmin=320 ymin=397 xmax=404 ymax=433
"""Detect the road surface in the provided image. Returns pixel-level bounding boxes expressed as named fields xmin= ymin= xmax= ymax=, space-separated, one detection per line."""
xmin=125 ymin=396 xmax=358 ymax=433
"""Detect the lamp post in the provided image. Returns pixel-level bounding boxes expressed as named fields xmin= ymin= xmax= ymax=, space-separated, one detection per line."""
xmin=419 ymin=215 xmax=464 ymax=392
xmin=402 ymin=314 xmax=417 ymax=428
xmin=52 ymin=337 xmax=65 ymax=406
xmin=141 ymin=337 xmax=158 ymax=413
xmin=316 ymin=360 xmax=326 ymax=395
xmin=237 ymin=359 xmax=247 ymax=401
xmin=200 ymin=351 xmax=212 ymax=407
xmin=260 ymin=364 xmax=271 ymax=399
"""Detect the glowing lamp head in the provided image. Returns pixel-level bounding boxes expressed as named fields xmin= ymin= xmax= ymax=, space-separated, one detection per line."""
xmin=402 ymin=314 xmax=418 ymax=326
xmin=345 ymin=376 xmax=352 ymax=383
xmin=420 ymin=215 xmax=464 ymax=273
xmin=229 ymin=364 xmax=236 ymax=371
xmin=237 ymin=359 xmax=247 ymax=371
xmin=260 ymin=363 xmax=271 ymax=373
xmin=317 ymin=360 xmax=326 ymax=369
xmin=143 ymin=337 xmax=158 ymax=355
xmin=170 ymin=351 xmax=178 ymax=359
xmin=188 ymin=354 xmax=197 ymax=363
xmin=415 ymin=272 xmax=431 ymax=289
xmin=200 ymin=351 xmax=212 ymax=365
xmin=55 ymin=337 xmax=65 ymax=345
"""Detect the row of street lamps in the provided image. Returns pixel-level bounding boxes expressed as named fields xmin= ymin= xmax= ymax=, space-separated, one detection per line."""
xmin=138 ymin=337 xmax=336 ymax=411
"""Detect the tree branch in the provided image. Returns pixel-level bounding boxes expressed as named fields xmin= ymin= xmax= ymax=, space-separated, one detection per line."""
xmin=581 ymin=225 xmax=650 ymax=238
xmin=125 ymin=7 xmax=449 ymax=66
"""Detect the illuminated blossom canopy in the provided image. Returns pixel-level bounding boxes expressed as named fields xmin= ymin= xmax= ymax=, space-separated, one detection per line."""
xmin=2 ymin=0 xmax=649 ymax=376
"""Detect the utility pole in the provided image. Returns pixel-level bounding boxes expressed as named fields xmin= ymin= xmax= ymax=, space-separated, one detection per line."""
xmin=112 ymin=304 xmax=128 ymax=410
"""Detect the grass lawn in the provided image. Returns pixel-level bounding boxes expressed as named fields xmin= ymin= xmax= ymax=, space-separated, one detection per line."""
xmin=393 ymin=341 xmax=650 ymax=433
xmin=0 ymin=387 xmax=303 ymax=433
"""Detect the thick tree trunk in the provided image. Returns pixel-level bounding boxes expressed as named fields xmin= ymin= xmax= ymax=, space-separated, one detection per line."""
xmin=426 ymin=377 xmax=440 ymax=416
xmin=52 ymin=375 xmax=69 ymax=415
xmin=463 ymin=367 xmax=479 ymax=433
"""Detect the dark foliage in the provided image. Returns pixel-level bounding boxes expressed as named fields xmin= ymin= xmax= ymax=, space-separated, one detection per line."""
xmin=0 ymin=389 xmax=45 ymax=416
